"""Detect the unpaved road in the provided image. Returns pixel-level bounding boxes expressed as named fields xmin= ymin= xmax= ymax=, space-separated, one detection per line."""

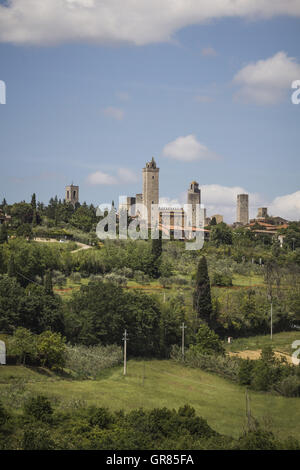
xmin=228 ymin=349 xmax=293 ymax=364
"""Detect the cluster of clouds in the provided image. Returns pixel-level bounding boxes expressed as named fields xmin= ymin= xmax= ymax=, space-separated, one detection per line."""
xmin=0 ymin=0 xmax=300 ymax=46
xmin=233 ymin=52 xmax=300 ymax=105
xmin=0 ymin=2 xmax=299 ymax=106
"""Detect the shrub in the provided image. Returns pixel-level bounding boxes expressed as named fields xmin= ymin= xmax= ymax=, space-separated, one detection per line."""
xmin=211 ymin=272 xmax=233 ymax=287
xmin=24 ymin=395 xmax=53 ymax=422
xmin=190 ymin=323 xmax=225 ymax=356
xmin=0 ymin=401 xmax=8 ymax=427
xmin=36 ymin=331 xmax=66 ymax=370
xmin=238 ymin=359 xmax=254 ymax=385
xmin=275 ymin=375 xmax=300 ymax=397
xmin=22 ymin=426 xmax=55 ymax=450
xmin=89 ymin=407 xmax=113 ymax=428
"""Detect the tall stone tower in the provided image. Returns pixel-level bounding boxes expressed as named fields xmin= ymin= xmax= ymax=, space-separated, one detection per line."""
xmin=236 ymin=194 xmax=249 ymax=225
xmin=142 ymin=157 xmax=159 ymax=226
xmin=65 ymin=184 xmax=79 ymax=207
xmin=187 ymin=181 xmax=201 ymax=227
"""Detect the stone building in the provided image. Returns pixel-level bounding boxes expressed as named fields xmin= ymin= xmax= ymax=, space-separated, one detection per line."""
xmin=236 ymin=194 xmax=249 ymax=225
xmin=119 ymin=196 xmax=136 ymax=216
xmin=257 ymin=207 xmax=268 ymax=219
xmin=187 ymin=181 xmax=201 ymax=228
xmin=65 ymin=184 xmax=79 ymax=207
xmin=142 ymin=157 xmax=159 ymax=225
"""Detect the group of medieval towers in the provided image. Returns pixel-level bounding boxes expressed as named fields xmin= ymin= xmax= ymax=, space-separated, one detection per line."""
xmin=65 ymin=157 xmax=261 ymax=227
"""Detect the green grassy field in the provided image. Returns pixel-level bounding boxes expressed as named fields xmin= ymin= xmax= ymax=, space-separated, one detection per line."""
xmin=1 ymin=360 xmax=299 ymax=441
xmin=225 ymin=331 xmax=300 ymax=355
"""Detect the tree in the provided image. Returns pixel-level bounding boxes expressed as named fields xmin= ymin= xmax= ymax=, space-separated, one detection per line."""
xmin=16 ymin=223 xmax=33 ymax=239
xmin=193 ymin=256 xmax=214 ymax=326
xmin=0 ymin=275 xmax=23 ymax=333
xmin=190 ymin=323 xmax=225 ymax=356
xmin=30 ymin=193 xmax=37 ymax=211
xmin=0 ymin=224 xmax=8 ymax=244
xmin=151 ymin=232 xmax=162 ymax=278
xmin=210 ymin=222 xmax=233 ymax=246
xmin=44 ymin=270 xmax=53 ymax=296
xmin=210 ymin=217 xmax=217 ymax=226
xmin=19 ymin=284 xmax=64 ymax=334
xmin=10 ymin=327 xmax=37 ymax=365
xmin=36 ymin=331 xmax=66 ymax=369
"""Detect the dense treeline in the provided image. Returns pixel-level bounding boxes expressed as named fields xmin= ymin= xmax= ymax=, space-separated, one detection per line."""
xmin=0 ymin=398 xmax=299 ymax=450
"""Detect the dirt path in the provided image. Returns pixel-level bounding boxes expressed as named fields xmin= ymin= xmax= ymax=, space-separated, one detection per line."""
xmin=228 ymin=349 xmax=293 ymax=364
xmin=33 ymin=237 xmax=91 ymax=253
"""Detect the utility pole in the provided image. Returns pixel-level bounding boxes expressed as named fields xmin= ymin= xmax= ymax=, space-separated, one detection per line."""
xmin=123 ymin=329 xmax=128 ymax=375
xmin=180 ymin=322 xmax=186 ymax=359
xmin=270 ymin=301 xmax=273 ymax=341
xmin=268 ymin=294 xmax=273 ymax=341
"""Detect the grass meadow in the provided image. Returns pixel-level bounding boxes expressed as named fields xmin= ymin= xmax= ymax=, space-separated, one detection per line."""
xmin=0 ymin=360 xmax=299 ymax=441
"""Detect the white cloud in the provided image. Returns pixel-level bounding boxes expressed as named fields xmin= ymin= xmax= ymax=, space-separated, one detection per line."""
xmin=162 ymin=134 xmax=218 ymax=162
xmin=117 ymin=167 xmax=139 ymax=183
xmin=86 ymin=171 xmax=117 ymax=185
xmin=1 ymin=1 xmax=300 ymax=46
xmin=233 ymin=51 xmax=300 ymax=104
xmin=86 ymin=167 xmax=138 ymax=186
xmin=269 ymin=191 xmax=300 ymax=221
xmin=201 ymin=46 xmax=217 ymax=57
xmin=102 ymin=106 xmax=124 ymax=120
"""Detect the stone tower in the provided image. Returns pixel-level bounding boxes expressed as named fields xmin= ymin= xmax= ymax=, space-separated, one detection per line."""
xmin=142 ymin=157 xmax=159 ymax=226
xmin=257 ymin=207 xmax=268 ymax=219
xmin=187 ymin=181 xmax=201 ymax=227
xmin=236 ymin=194 xmax=249 ymax=225
xmin=65 ymin=184 xmax=79 ymax=207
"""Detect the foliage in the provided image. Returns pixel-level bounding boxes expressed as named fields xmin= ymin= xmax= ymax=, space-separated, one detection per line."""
xmin=193 ymin=256 xmax=214 ymax=327
xmin=190 ymin=323 xmax=225 ymax=356
xmin=24 ymin=395 xmax=53 ymax=422
xmin=36 ymin=331 xmax=66 ymax=370
xmin=65 ymin=344 xmax=122 ymax=379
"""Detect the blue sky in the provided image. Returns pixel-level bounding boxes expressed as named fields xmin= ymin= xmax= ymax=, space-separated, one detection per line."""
xmin=0 ymin=1 xmax=299 ymax=222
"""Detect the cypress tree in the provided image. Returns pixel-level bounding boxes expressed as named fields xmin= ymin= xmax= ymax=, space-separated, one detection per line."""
xmin=8 ymin=255 xmax=16 ymax=277
xmin=193 ymin=256 xmax=213 ymax=326
xmin=151 ymin=231 xmax=162 ymax=278
xmin=44 ymin=270 xmax=53 ymax=296
xmin=0 ymin=223 xmax=8 ymax=244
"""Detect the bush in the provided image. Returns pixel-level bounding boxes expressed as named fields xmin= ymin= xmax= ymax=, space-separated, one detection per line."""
xmin=190 ymin=323 xmax=225 ymax=356
xmin=238 ymin=359 xmax=254 ymax=385
xmin=275 ymin=375 xmax=300 ymax=397
xmin=70 ymin=272 xmax=81 ymax=284
xmin=89 ymin=407 xmax=113 ymax=428
xmin=211 ymin=272 xmax=233 ymax=287
xmin=22 ymin=426 xmax=55 ymax=450
xmin=36 ymin=331 xmax=66 ymax=370
xmin=24 ymin=395 xmax=53 ymax=422
xmin=171 ymin=345 xmax=240 ymax=382
xmin=0 ymin=401 xmax=8 ymax=427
